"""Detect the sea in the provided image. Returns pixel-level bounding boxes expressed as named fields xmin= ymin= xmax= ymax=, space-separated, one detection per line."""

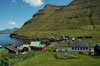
xmin=0 ymin=34 xmax=24 ymax=46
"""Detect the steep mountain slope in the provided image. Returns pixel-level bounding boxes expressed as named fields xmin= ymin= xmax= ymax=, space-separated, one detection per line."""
xmin=14 ymin=0 xmax=100 ymax=38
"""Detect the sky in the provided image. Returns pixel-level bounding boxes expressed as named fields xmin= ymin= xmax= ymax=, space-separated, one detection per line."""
xmin=0 ymin=0 xmax=73 ymax=30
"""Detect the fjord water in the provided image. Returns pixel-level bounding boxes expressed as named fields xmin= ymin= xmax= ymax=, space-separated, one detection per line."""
xmin=0 ymin=34 xmax=24 ymax=46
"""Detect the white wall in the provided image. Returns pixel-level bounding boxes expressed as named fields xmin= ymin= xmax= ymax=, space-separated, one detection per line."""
xmin=67 ymin=47 xmax=89 ymax=52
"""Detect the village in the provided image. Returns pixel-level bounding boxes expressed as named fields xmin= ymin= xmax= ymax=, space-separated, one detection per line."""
xmin=0 ymin=0 xmax=100 ymax=66
xmin=0 ymin=35 xmax=100 ymax=66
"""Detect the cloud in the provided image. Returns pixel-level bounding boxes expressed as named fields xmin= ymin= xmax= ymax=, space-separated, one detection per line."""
xmin=9 ymin=21 xmax=17 ymax=26
xmin=23 ymin=0 xmax=44 ymax=7
xmin=12 ymin=0 xmax=18 ymax=3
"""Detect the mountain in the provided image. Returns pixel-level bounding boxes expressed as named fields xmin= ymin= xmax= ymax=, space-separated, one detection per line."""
xmin=0 ymin=28 xmax=19 ymax=34
xmin=14 ymin=0 xmax=100 ymax=38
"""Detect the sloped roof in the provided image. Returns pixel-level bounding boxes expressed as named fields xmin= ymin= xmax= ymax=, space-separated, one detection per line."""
xmin=68 ymin=41 xmax=91 ymax=48
xmin=97 ymin=44 xmax=100 ymax=47
xmin=94 ymin=43 xmax=100 ymax=48
xmin=30 ymin=41 xmax=40 ymax=47
xmin=6 ymin=45 xmax=18 ymax=52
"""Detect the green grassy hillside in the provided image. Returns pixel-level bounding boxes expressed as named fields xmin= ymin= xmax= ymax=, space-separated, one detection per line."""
xmin=14 ymin=0 xmax=100 ymax=38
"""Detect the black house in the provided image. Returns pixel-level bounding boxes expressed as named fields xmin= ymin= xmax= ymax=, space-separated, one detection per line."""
xmin=94 ymin=44 xmax=100 ymax=56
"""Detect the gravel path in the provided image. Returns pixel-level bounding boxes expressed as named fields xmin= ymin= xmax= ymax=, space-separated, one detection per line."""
xmin=47 ymin=42 xmax=61 ymax=48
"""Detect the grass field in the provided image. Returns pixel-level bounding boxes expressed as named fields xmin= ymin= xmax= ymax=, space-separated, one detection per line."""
xmin=15 ymin=26 xmax=100 ymax=38
xmin=11 ymin=52 xmax=100 ymax=66
xmin=11 ymin=40 xmax=100 ymax=66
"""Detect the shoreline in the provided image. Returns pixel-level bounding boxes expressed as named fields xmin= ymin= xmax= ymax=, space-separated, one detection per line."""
xmin=10 ymin=33 xmax=34 ymax=40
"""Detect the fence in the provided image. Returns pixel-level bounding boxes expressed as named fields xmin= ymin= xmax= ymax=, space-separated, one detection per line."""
xmin=0 ymin=53 xmax=35 ymax=66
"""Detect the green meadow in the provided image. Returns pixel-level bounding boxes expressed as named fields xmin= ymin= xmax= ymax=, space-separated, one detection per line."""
xmin=11 ymin=52 xmax=100 ymax=66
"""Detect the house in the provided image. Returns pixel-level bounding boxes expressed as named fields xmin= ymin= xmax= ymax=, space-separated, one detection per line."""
xmin=84 ymin=36 xmax=93 ymax=38
xmin=77 ymin=35 xmax=83 ymax=39
xmin=94 ymin=43 xmax=100 ymax=56
xmin=18 ymin=44 xmax=31 ymax=53
xmin=67 ymin=41 xmax=91 ymax=52
xmin=30 ymin=41 xmax=46 ymax=50
xmin=5 ymin=44 xmax=31 ymax=54
xmin=5 ymin=45 xmax=19 ymax=54
xmin=48 ymin=36 xmax=55 ymax=42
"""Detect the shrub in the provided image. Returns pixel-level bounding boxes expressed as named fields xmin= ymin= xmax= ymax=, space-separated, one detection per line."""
xmin=79 ymin=52 xmax=84 ymax=54
xmin=55 ymin=53 xmax=79 ymax=59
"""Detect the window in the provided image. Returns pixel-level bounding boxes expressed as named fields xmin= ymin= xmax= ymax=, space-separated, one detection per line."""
xmin=86 ymin=47 xmax=88 ymax=50
xmin=78 ymin=48 xmax=79 ymax=50
xmin=83 ymin=47 xmax=85 ymax=50
xmin=72 ymin=47 xmax=74 ymax=50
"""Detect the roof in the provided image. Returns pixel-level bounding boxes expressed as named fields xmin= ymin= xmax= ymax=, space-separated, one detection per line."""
xmin=23 ymin=44 xmax=30 ymax=47
xmin=6 ymin=45 xmax=18 ymax=52
xmin=18 ymin=47 xmax=23 ymax=50
xmin=68 ymin=41 xmax=91 ymax=48
xmin=30 ymin=41 xmax=40 ymax=47
xmin=55 ymin=38 xmax=60 ymax=40
xmin=30 ymin=41 xmax=45 ymax=48
xmin=94 ymin=43 xmax=100 ymax=48
xmin=39 ymin=44 xmax=45 ymax=48
xmin=97 ymin=43 xmax=100 ymax=47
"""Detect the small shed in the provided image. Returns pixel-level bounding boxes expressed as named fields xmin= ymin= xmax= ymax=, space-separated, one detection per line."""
xmin=94 ymin=44 xmax=100 ymax=56
xmin=30 ymin=41 xmax=46 ymax=50
xmin=67 ymin=41 xmax=91 ymax=52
